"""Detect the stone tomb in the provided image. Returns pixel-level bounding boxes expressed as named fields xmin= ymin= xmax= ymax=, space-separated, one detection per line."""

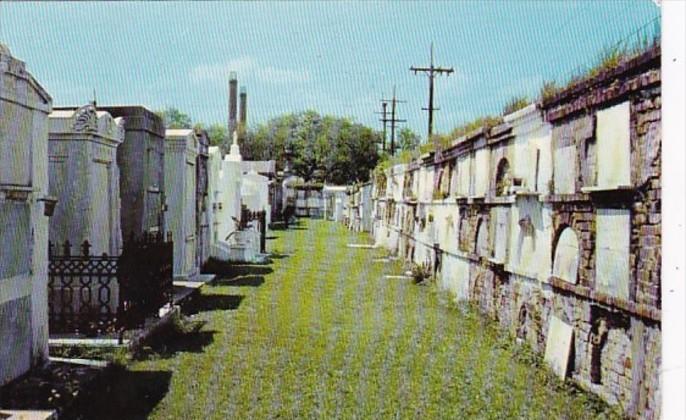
xmin=164 ymin=129 xmax=200 ymax=279
xmin=48 ymin=104 xmax=124 ymax=256
xmin=47 ymin=104 xmax=125 ymax=317
xmin=0 ymin=43 xmax=52 ymax=385
xmin=99 ymin=105 xmax=166 ymax=239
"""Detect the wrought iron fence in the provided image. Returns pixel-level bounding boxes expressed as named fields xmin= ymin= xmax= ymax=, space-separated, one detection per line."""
xmin=119 ymin=231 xmax=174 ymax=328
xmin=48 ymin=240 xmax=120 ymax=334
xmin=48 ymin=233 xmax=173 ymax=335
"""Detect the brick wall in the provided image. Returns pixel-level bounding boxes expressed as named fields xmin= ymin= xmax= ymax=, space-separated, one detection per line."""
xmin=367 ymin=46 xmax=661 ymax=419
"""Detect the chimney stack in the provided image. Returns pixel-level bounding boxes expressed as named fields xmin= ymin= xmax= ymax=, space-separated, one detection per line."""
xmin=228 ymin=71 xmax=238 ymax=138
xmin=239 ymin=86 xmax=247 ymax=130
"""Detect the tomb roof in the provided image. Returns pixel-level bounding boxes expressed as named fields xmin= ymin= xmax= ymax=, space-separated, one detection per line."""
xmin=165 ymin=128 xmax=195 ymax=137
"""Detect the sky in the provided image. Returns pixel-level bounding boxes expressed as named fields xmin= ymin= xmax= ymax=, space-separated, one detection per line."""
xmin=0 ymin=1 xmax=660 ymax=139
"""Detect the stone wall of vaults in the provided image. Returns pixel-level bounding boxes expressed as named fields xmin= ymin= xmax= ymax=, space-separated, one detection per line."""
xmin=364 ymin=46 xmax=661 ymax=418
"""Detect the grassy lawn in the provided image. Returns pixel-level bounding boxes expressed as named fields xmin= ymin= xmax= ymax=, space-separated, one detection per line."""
xmin=68 ymin=219 xmax=620 ymax=419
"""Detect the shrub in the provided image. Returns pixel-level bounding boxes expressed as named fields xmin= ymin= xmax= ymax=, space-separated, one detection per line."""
xmin=409 ymin=262 xmax=433 ymax=284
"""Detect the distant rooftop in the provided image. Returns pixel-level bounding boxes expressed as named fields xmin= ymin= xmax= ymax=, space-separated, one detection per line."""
xmin=241 ymin=160 xmax=276 ymax=175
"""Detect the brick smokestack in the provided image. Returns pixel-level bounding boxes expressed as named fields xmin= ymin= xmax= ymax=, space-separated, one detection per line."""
xmin=239 ymin=86 xmax=247 ymax=129
xmin=228 ymin=71 xmax=238 ymax=137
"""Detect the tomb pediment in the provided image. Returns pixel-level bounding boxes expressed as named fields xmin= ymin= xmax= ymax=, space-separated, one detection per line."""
xmin=49 ymin=104 xmax=125 ymax=144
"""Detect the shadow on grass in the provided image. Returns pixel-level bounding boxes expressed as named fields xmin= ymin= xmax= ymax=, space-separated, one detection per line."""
xmin=214 ymin=276 xmax=264 ymax=287
xmin=135 ymin=318 xmax=216 ymax=360
xmin=270 ymin=219 xmax=307 ymax=231
xmin=66 ymin=367 xmax=172 ymax=420
xmin=182 ymin=294 xmax=244 ymax=315
xmin=204 ymin=259 xmax=274 ymax=280
xmin=0 ymin=362 xmax=103 ymax=415
xmin=268 ymin=252 xmax=291 ymax=260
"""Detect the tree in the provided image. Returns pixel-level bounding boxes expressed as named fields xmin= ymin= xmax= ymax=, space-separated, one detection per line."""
xmin=204 ymin=123 xmax=229 ymax=148
xmin=157 ymin=107 xmax=193 ymax=129
xmin=397 ymin=128 xmax=421 ymax=152
xmin=239 ymin=110 xmax=381 ymax=184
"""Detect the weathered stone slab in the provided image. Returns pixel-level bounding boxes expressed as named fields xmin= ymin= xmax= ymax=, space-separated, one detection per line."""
xmin=595 ymin=208 xmax=630 ymax=300
xmin=596 ymin=101 xmax=631 ymax=188
xmin=544 ymin=315 xmax=574 ymax=380
xmin=552 ymin=227 xmax=580 ymax=284
xmin=553 ymin=145 xmax=576 ymax=194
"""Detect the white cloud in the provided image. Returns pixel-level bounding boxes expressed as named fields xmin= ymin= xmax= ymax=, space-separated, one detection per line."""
xmin=190 ymin=56 xmax=309 ymax=85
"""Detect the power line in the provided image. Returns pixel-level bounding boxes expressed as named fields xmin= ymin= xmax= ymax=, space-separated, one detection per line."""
xmin=380 ymin=86 xmax=406 ymax=156
xmin=410 ymin=42 xmax=453 ymax=143
xmin=374 ymin=100 xmax=389 ymax=152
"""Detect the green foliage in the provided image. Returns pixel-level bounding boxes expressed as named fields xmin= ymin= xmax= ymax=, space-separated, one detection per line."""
xmin=418 ymin=141 xmax=435 ymax=155
xmin=397 ymin=127 xmax=421 ymax=152
xmin=242 ymin=110 xmax=381 ymax=184
xmin=204 ymin=123 xmax=229 ymax=148
xmin=502 ymin=95 xmax=529 ymax=116
xmin=449 ymin=115 xmax=503 ymax=140
xmin=540 ymin=36 xmax=659 ymax=102
xmin=539 ymin=80 xmax=559 ymax=102
xmin=157 ymin=107 xmax=193 ymax=129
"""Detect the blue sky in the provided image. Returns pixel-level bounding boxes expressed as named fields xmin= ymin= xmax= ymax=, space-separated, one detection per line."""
xmin=1 ymin=1 xmax=659 ymax=139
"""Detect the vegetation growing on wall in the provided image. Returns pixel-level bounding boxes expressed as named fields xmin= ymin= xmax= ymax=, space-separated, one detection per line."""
xmin=502 ymin=96 xmax=529 ymax=116
xmin=373 ymin=33 xmax=660 ymax=175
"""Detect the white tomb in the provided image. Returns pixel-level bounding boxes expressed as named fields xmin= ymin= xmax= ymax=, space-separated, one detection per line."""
xmin=207 ymin=132 xmax=264 ymax=262
xmin=0 ymin=43 xmax=53 ymax=385
xmin=48 ymin=104 xmax=125 ymax=257
xmin=164 ymin=129 xmax=200 ymax=279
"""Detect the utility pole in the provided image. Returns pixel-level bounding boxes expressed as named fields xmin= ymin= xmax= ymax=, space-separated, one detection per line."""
xmin=374 ymin=100 xmax=389 ymax=152
xmin=380 ymin=86 xmax=406 ymax=156
xmin=410 ymin=43 xmax=453 ymax=143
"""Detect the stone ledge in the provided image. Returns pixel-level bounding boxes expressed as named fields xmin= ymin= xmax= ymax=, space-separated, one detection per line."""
xmin=484 ymin=195 xmax=516 ymax=205
xmin=0 ymin=410 xmax=56 ymax=420
xmin=540 ymin=193 xmax=591 ymax=203
xmin=548 ymin=276 xmax=660 ymax=322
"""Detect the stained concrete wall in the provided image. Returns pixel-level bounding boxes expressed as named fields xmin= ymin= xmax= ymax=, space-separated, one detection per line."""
xmin=0 ymin=44 xmax=52 ymax=385
xmin=164 ymin=129 xmax=199 ymax=279
xmin=363 ymin=47 xmax=661 ymax=419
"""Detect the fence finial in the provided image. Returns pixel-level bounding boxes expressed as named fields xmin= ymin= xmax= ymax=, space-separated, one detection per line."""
xmin=81 ymin=240 xmax=92 ymax=256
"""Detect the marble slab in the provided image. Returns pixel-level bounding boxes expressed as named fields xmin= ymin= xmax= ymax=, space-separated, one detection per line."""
xmin=544 ymin=315 xmax=574 ymax=380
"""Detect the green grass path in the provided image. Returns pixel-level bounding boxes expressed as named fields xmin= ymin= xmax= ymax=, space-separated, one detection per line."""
xmin=101 ymin=219 xmax=619 ymax=419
